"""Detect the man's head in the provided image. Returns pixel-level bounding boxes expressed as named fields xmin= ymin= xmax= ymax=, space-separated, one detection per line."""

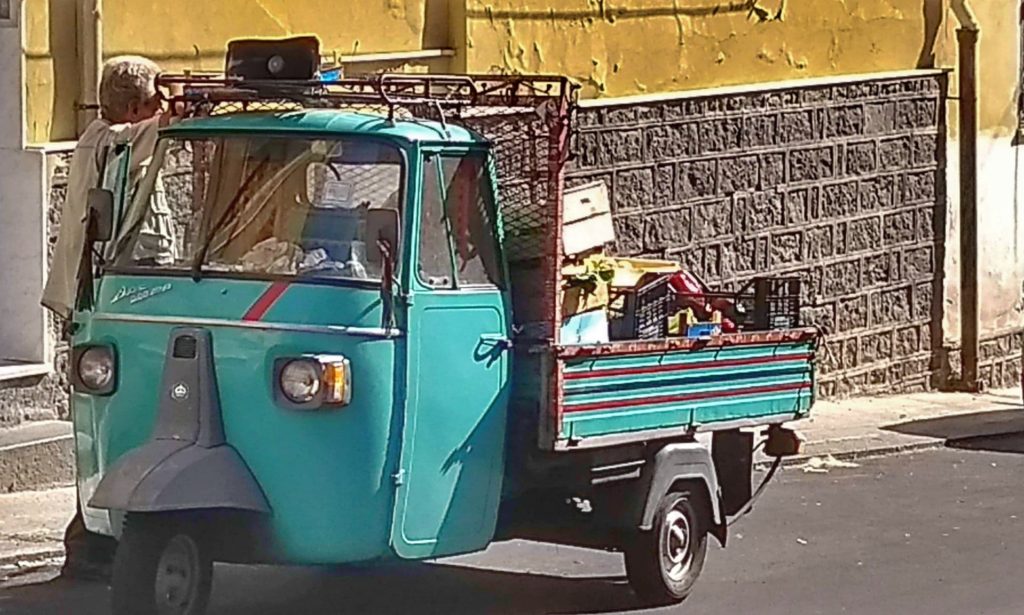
xmin=99 ymin=56 xmax=162 ymax=124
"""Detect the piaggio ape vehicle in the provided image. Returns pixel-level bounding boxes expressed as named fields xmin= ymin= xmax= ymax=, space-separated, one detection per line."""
xmin=69 ymin=38 xmax=818 ymax=614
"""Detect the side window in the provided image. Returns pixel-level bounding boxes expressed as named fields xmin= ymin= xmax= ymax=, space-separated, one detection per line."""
xmin=419 ymin=155 xmax=455 ymax=287
xmin=418 ymin=153 xmax=504 ymax=289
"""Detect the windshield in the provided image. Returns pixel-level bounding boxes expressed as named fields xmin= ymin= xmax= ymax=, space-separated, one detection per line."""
xmin=112 ymin=135 xmax=404 ymax=282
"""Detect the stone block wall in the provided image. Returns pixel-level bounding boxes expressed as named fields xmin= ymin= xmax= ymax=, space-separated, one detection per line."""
xmin=0 ymin=151 xmax=72 ymax=426
xmin=567 ymin=72 xmax=950 ymax=397
xmin=943 ymin=330 xmax=1023 ymax=392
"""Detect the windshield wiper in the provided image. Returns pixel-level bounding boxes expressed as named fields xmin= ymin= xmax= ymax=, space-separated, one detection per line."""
xmin=191 ymin=160 xmax=269 ymax=281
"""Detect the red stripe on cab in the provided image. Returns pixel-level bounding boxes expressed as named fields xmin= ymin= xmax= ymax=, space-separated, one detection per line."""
xmin=242 ymin=282 xmax=290 ymax=321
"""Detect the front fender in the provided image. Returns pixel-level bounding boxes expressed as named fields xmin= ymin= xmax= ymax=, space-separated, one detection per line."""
xmin=89 ymin=441 xmax=271 ymax=514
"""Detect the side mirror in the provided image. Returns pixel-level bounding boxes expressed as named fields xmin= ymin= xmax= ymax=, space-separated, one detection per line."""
xmin=87 ymin=188 xmax=115 ymax=243
xmin=366 ymin=208 xmax=400 ymax=268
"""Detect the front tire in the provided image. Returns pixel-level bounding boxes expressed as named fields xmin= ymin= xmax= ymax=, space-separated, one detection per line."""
xmin=111 ymin=514 xmax=213 ymax=615
xmin=624 ymin=490 xmax=709 ymax=606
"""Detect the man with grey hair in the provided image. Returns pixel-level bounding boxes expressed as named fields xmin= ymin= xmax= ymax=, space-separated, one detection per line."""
xmin=43 ymin=55 xmax=177 ymax=318
xmin=42 ymin=55 xmax=182 ymax=580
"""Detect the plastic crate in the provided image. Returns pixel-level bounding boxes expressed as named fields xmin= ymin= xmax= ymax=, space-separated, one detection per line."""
xmin=673 ymin=276 xmax=801 ymax=333
xmin=609 ymin=274 xmax=802 ymax=340
xmin=738 ymin=276 xmax=801 ymax=330
xmin=609 ymin=274 xmax=673 ymax=340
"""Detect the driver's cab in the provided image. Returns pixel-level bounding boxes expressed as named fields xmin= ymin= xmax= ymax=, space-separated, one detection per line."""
xmin=74 ymin=106 xmax=515 ymax=562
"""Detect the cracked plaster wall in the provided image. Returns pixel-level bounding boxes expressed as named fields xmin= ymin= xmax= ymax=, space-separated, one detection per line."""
xmin=462 ymin=0 xmax=934 ymax=98
xmin=24 ymin=0 xmax=444 ymax=143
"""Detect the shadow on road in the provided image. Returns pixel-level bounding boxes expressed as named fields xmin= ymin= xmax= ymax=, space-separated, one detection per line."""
xmin=210 ymin=562 xmax=644 ymax=615
xmin=0 ymin=562 xmax=651 ymax=615
xmin=946 ymin=432 xmax=1024 ymax=455
xmin=0 ymin=574 xmax=108 ymax=615
xmin=882 ymin=408 xmax=1024 ymax=443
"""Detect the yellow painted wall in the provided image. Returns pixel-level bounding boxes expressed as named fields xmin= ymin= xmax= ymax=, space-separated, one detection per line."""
xmin=972 ymin=0 xmax=1019 ymax=138
xmin=102 ymin=0 xmax=434 ymax=68
xmin=22 ymin=0 xmax=1022 ymax=145
xmin=462 ymin=0 xmax=936 ymax=98
xmin=25 ymin=0 xmax=441 ymax=142
xmin=24 ymin=0 xmax=79 ymax=143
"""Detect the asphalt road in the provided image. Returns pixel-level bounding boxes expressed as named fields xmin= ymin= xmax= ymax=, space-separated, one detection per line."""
xmin=2 ymin=434 xmax=1023 ymax=615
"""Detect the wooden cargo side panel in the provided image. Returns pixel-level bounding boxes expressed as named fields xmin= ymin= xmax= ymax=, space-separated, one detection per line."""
xmin=549 ymin=331 xmax=817 ymax=449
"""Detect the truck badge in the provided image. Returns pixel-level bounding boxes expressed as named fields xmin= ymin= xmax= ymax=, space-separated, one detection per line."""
xmin=171 ymin=383 xmax=189 ymax=401
xmin=111 ymin=283 xmax=173 ymax=306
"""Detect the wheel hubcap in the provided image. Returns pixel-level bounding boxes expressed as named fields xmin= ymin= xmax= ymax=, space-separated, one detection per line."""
xmin=662 ymin=508 xmax=692 ymax=582
xmin=155 ymin=534 xmax=201 ymax=615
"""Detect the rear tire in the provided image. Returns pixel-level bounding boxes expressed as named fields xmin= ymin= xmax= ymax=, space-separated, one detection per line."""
xmin=624 ymin=490 xmax=709 ymax=606
xmin=111 ymin=514 xmax=213 ymax=615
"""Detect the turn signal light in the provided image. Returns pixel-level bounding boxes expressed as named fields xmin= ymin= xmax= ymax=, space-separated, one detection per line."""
xmin=321 ymin=358 xmax=351 ymax=405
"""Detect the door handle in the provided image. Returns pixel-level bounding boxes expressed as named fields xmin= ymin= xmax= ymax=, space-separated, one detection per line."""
xmin=479 ymin=334 xmax=513 ymax=350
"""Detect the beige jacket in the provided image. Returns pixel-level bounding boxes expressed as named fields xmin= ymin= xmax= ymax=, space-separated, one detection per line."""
xmin=41 ymin=117 xmax=168 ymax=319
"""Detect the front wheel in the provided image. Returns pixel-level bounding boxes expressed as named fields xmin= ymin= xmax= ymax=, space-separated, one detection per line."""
xmin=111 ymin=514 xmax=213 ymax=615
xmin=624 ymin=490 xmax=709 ymax=606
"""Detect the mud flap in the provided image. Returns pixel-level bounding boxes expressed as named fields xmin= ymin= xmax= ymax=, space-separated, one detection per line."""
xmin=88 ymin=327 xmax=270 ymax=515
xmin=89 ymin=442 xmax=270 ymax=513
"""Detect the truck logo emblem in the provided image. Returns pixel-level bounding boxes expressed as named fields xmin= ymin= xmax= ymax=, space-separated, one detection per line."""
xmin=171 ymin=383 xmax=189 ymax=401
xmin=111 ymin=283 xmax=173 ymax=306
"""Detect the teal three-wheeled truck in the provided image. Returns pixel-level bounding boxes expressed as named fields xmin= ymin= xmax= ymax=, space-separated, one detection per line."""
xmin=68 ymin=39 xmax=819 ymax=614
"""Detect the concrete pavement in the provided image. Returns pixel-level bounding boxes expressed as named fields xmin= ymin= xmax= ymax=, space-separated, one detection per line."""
xmin=0 ymin=387 xmax=1021 ymax=583
xmin=0 ymin=487 xmax=70 ymax=577
xmin=795 ymin=387 xmax=1024 ymax=461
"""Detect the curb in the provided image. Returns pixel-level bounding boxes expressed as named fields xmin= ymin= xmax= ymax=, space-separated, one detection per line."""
xmin=757 ymin=438 xmax=947 ymax=470
xmin=756 ymin=430 xmax=1024 ymax=471
xmin=0 ymin=547 xmax=64 ymax=570
xmin=0 ymin=434 xmax=74 ymax=493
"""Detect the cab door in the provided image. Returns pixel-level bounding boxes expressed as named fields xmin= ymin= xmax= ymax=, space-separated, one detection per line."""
xmin=392 ymin=149 xmax=512 ymax=559
xmin=74 ymin=142 xmax=133 ymax=537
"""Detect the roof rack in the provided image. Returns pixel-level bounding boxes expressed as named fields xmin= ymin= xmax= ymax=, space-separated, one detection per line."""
xmin=158 ymin=72 xmax=578 ymax=121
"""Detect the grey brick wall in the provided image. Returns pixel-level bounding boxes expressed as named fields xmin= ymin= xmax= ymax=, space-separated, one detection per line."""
xmin=943 ymin=330 xmax=1023 ymax=391
xmin=0 ymin=152 xmax=72 ymax=426
xmin=567 ymin=73 xmax=949 ymax=397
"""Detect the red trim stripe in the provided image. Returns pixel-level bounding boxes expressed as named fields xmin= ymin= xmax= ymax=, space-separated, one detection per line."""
xmin=564 ymin=353 xmax=811 ymax=381
xmin=563 ymin=381 xmax=809 ymax=414
xmin=242 ymin=282 xmax=290 ymax=322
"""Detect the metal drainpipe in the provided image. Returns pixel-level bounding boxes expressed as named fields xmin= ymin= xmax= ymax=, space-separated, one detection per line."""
xmin=952 ymin=0 xmax=980 ymax=390
xmin=76 ymin=0 xmax=102 ymax=132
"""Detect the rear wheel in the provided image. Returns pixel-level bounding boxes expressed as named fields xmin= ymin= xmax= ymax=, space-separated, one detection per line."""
xmin=111 ymin=514 xmax=213 ymax=615
xmin=624 ymin=490 xmax=708 ymax=606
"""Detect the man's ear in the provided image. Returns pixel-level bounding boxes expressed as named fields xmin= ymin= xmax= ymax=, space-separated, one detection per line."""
xmin=125 ymin=101 xmax=141 ymax=122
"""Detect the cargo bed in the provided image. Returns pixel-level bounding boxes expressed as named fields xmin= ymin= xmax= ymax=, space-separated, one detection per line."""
xmin=447 ymin=82 xmax=820 ymax=453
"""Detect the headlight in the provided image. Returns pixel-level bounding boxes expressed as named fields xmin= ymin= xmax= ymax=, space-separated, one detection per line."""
xmin=275 ymin=355 xmax=352 ymax=409
xmin=279 ymin=360 xmax=321 ymax=404
xmin=74 ymin=346 xmax=116 ymax=395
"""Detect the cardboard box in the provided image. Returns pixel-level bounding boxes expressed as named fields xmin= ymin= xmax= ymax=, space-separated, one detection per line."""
xmin=562 ymin=282 xmax=610 ymax=319
xmin=563 ymin=182 xmax=614 ymax=255
xmin=562 ymin=257 xmax=681 ymax=289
